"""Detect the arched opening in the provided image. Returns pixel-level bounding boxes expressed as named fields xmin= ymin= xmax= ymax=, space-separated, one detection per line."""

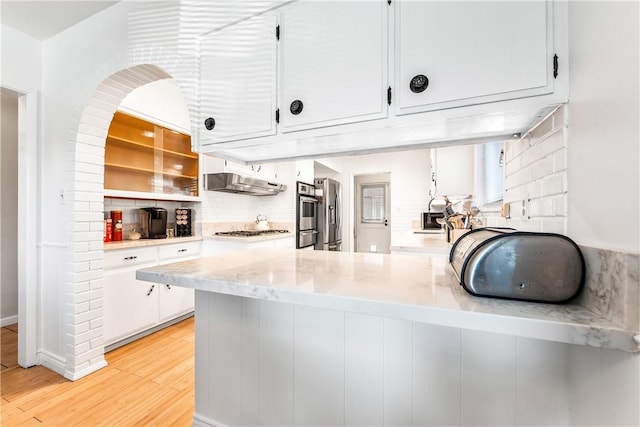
xmin=63 ymin=63 xmax=194 ymax=380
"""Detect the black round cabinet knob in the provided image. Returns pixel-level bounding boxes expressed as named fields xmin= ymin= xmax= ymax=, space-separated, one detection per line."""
xmin=290 ymin=100 xmax=304 ymax=115
xmin=409 ymin=74 xmax=429 ymax=93
xmin=204 ymin=117 xmax=216 ymax=130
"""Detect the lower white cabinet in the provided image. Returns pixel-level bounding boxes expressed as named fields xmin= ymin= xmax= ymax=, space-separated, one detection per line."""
xmin=158 ymin=283 xmax=194 ymax=324
xmin=104 ymin=241 xmax=201 ymax=348
xmin=103 ymin=268 xmax=159 ymax=346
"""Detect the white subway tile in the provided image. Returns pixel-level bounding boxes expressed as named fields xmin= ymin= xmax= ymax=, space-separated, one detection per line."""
xmin=530 ymin=156 xmax=554 ymax=181
xmin=553 ymin=149 xmax=567 ymax=173
xmin=541 ymin=217 xmax=567 ymax=234
xmin=541 ymin=174 xmax=565 ymax=197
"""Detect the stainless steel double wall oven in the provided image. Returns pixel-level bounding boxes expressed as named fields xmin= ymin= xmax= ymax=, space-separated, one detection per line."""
xmin=296 ymin=181 xmax=318 ymax=248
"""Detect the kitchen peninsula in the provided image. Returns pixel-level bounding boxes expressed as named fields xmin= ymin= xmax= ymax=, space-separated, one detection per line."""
xmin=137 ymin=249 xmax=639 ymax=426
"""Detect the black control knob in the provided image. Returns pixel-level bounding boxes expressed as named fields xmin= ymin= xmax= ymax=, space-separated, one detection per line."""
xmin=290 ymin=100 xmax=304 ymax=115
xmin=204 ymin=117 xmax=216 ymax=130
xmin=409 ymin=74 xmax=429 ymax=93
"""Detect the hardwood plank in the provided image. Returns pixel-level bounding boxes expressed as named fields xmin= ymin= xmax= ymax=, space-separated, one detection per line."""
xmin=1 ymin=327 xmax=19 ymax=369
xmin=1 ymin=318 xmax=195 ymax=427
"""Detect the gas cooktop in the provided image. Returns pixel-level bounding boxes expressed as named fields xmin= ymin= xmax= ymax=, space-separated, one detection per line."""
xmin=214 ymin=229 xmax=290 ymax=237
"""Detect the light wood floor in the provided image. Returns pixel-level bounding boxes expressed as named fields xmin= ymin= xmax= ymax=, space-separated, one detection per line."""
xmin=1 ymin=318 xmax=194 ymax=426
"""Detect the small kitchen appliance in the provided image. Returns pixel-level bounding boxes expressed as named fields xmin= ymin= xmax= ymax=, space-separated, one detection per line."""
xmin=315 ymin=178 xmax=342 ymax=251
xmin=140 ymin=207 xmax=168 ymax=239
xmin=296 ymin=181 xmax=318 ymax=249
xmin=175 ymin=208 xmax=192 ymax=237
xmin=449 ymin=227 xmax=585 ymax=303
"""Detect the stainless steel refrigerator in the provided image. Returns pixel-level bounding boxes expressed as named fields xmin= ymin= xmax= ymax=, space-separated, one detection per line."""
xmin=314 ymin=178 xmax=342 ymax=251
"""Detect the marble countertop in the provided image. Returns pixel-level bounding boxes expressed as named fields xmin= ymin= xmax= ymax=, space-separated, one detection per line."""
xmin=137 ymin=248 xmax=640 ymax=352
xmin=104 ymin=235 xmax=202 ymax=251
xmin=390 ymin=231 xmax=451 ymax=255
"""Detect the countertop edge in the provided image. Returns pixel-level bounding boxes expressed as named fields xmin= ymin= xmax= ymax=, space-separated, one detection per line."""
xmin=136 ymin=266 xmax=640 ymax=353
xmin=104 ymin=236 xmax=203 ymax=250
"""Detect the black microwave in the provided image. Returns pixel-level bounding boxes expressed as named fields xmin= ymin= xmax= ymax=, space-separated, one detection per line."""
xmin=422 ymin=211 xmax=444 ymax=230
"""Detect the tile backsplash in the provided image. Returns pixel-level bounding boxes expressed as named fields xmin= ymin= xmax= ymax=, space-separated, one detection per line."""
xmin=104 ymin=197 xmax=201 ymax=238
xmin=479 ymin=105 xmax=568 ymax=234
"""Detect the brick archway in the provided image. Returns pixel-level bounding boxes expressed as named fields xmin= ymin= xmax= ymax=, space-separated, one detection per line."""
xmin=62 ymin=59 xmax=197 ymax=380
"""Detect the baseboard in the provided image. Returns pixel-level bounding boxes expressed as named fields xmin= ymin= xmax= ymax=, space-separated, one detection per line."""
xmin=36 ymin=349 xmax=67 ymax=376
xmin=104 ymin=312 xmax=194 ymax=353
xmin=193 ymin=413 xmax=226 ymax=427
xmin=64 ymin=357 xmax=108 ymax=381
xmin=1 ymin=315 xmax=18 ymax=327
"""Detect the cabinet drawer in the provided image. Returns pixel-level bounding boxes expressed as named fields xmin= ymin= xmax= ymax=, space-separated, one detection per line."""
xmin=158 ymin=241 xmax=202 ymax=261
xmin=104 ymin=247 xmax=157 ymax=269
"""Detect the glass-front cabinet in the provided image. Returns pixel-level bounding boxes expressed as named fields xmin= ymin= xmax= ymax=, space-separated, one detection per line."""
xmin=104 ymin=111 xmax=199 ymax=198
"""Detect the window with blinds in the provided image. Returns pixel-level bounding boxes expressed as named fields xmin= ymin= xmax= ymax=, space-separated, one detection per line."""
xmin=477 ymin=141 xmax=504 ymax=205
xmin=361 ymin=184 xmax=385 ymax=222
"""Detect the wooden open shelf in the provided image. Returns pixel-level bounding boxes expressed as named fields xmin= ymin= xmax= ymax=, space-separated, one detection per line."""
xmin=104 ymin=111 xmax=199 ymax=197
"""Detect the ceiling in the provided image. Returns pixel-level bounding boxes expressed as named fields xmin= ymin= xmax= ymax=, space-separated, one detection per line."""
xmin=1 ymin=1 xmax=119 ymax=41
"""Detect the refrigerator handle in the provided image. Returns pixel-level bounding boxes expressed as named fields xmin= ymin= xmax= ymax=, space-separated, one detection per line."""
xmin=335 ymin=191 xmax=341 ymax=232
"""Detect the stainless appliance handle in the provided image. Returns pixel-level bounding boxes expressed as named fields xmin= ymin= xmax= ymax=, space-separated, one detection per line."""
xmin=300 ymin=230 xmax=318 ymax=236
xmin=299 ymin=195 xmax=318 ymax=203
xmin=335 ymin=191 xmax=341 ymax=231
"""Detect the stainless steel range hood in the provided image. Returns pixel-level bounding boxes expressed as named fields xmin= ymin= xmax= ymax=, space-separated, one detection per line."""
xmin=203 ymin=173 xmax=287 ymax=196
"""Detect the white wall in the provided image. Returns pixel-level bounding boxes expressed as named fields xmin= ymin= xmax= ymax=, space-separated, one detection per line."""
xmin=1 ymin=91 xmax=19 ymax=325
xmin=0 ymin=25 xmax=41 ymax=92
xmin=567 ymin=1 xmax=639 ymax=253
xmin=118 ymin=78 xmax=191 ymax=133
xmin=564 ymin=3 xmax=640 ymax=424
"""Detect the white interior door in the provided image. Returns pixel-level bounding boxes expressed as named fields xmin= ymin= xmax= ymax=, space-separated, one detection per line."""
xmin=355 ymin=174 xmax=391 ymax=254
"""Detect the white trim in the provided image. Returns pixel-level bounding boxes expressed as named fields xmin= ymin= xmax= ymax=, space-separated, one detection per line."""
xmin=192 ymin=413 xmax=226 ymax=427
xmin=64 ymin=359 xmax=108 ymax=381
xmin=36 ymin=349 xmax=67 ymax=376
xmin=104 ymin=189 xmax=201 ymax=203
xmin=17 ymin=90 xmax=39 ymax=368
xmin=1 ymin=315 xmax=19 ymax=327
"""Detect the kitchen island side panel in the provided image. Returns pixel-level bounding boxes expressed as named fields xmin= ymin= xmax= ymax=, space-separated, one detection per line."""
xmin=192 ymin=292 xmax=588 ymax=427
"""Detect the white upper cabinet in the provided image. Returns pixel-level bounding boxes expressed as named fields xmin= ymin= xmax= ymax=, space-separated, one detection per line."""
xmin=198 ymin=13 xmax=278 ymax=145
xmin=280 ymin=0 xmax=388 ymax=132
xmin=395 ymin=0 xmax=552 ymax=115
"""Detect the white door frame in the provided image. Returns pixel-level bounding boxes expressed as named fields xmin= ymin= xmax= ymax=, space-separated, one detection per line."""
xmin=17 ymin=90 xmax=39 ymax=367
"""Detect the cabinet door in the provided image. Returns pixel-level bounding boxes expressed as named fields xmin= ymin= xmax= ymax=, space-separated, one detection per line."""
xmin=281 ymin=0 xmax=387 ymax=132
xmin=103 ymin=268 xmax=159 ymax=346
xmin=395 ymin=0 xmax=551 ymax=115
xmin=158 ymin=284 xmax=195 ymax=324
xmin=199 ymin=13 xmax=278 ymax=145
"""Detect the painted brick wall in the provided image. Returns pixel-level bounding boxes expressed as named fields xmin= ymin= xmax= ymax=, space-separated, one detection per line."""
xmin=479 ymin=105 xmax=568 ymax=234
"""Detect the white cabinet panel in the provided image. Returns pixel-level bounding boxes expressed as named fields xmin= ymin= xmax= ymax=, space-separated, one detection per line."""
xmin=383 ymin=318 xmax=413 ymax=426
xmin=259 ymin=300 xmax=294 ymax=426
xmin=293 ymin=305 xmax=344 ymax=426
xmin=515 ymin=338 xmax=569 ymax=426
xmin=345 ymin=313 xmax=384 ymax=426
xmin=395 ymin=0 xmax=551 ymax=115
xmin=461 ymin=330 xmax=517 ymax=426
xmin=240 ymin=298 xmax=260 ymax=426
xmin=199 ymin=13 xmax=278 ymax=144
xmin=413 ymin=323 xmax=462 ymax=426
xmin=103 ymin=268 xmax=159 ymax=346
xmin=207 ymin=293 xmax=243 ymax=425
xmin=281 ymin=0 xmax=387 ymax=132
xmin=104 ymin=247 xmax=157 ymax=269
xmin=158 ymin=284 xmax=194 ymax=324
xmin=157 ymin=241 xmax=202 ymax=261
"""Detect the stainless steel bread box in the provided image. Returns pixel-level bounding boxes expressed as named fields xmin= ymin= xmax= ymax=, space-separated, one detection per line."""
xmin=449 ymin=228 xmax=585 ymax=303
